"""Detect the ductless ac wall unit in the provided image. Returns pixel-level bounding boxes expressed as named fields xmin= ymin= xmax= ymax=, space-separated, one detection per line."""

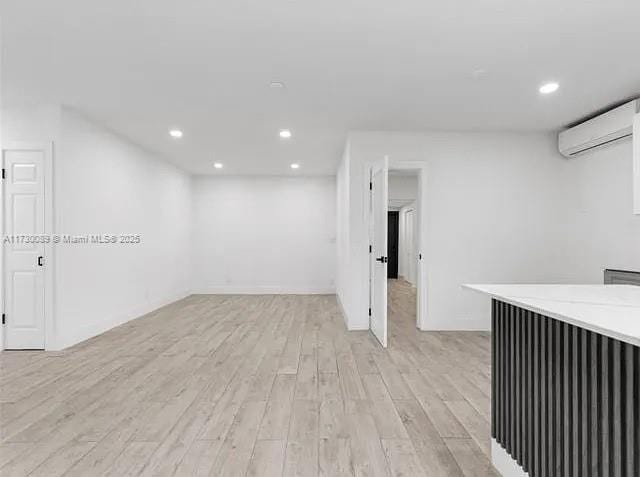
xmin=558 ymin=99 xmax=638 ymax=158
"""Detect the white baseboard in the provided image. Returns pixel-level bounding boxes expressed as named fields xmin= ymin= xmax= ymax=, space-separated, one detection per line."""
xmin=50 ymin=290 xmax=190 ymax=350
xmin=192 ymin=286 xmax=335 ymax=295
xmin=491 ymin=439 xmax=528 ymax=477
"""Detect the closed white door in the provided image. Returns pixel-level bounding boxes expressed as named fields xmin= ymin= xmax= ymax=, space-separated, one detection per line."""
xmin=369 ymin=157 xmax=388 ymax=348
xmin=405 ymin=209 xmax=415 ymax=285
xmin=3 ymin=147 xmax=47 ymax=349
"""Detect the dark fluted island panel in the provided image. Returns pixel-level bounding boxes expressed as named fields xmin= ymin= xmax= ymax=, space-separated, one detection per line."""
xmin=492 ymin=299 xmax=639 ymax=477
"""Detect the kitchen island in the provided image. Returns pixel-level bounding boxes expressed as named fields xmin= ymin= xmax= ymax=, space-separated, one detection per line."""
xmin=465 ymin=284 xmax=640 ymax=477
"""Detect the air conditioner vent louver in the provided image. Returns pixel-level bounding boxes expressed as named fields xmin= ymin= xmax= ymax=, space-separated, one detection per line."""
xmin=567 ymin=133 xmax=634 ymax=156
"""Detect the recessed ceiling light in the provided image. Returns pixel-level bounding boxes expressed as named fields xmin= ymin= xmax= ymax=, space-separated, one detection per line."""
xmin=169 ymin=129 xmax=183 ymax=138
xmin=279 ymin=129 xmax=292 ymax=139
xmin=539 ymin=82 xmax=559 ymax=94
xmin=290 ymin=163 xmax=300 ymax=169
xmin=214 ymin=162 xmax=223 ymax=169
xmin=270 ymin=81 xmax=285 ymax=89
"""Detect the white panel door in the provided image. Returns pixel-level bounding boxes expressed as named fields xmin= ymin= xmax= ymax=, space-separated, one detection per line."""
xmin=405 ymin=209 xmax=415 ymax=285
xmin=3 ymin=148 xmax=46 ymax=349
xmin=369 ymin=157 xmax=388 ymax=347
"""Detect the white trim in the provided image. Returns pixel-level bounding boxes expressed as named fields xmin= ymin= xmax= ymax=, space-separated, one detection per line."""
xmin=1 ymin=141 xmax=55 ymax=351
xmin=491 ymin=439 xmax=528 ymax=477
xmin=192 ymin=286 xmax=335 ymax=295
xmin=52 ymin=290 xmax=190 ymax=350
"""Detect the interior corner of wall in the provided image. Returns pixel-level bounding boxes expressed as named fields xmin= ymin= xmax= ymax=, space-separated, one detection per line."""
xmin=336 ymin=292 xmax=350 ymax=329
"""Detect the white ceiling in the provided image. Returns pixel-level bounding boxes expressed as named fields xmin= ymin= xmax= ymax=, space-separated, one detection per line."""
xmin=2 ymin=0 xmax=639 ymax=175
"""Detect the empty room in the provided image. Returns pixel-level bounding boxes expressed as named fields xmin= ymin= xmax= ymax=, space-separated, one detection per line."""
xmin=1 ymin=1 xmax=640 ymax=476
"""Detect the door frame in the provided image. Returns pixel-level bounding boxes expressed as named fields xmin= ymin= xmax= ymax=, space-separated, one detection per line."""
xmin=401 ymin=206 xmax=416 ymax=285
xmin=1 ymin=142 xmax=55 ymax=350
xmin=367 ymin=159 xmax=428 ymax=331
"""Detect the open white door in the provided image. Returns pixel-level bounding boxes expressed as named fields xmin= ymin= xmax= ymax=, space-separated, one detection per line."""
xmin=3 ymin=144 xmax=49 ymax=349
xmin=369 ymin=157 xmax=388 ymax=347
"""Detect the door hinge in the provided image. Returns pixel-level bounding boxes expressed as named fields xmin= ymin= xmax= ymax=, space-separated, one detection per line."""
xmin=369 ymin=182 xmax=372 ymax=191
xmin=1 ymin=168 xmax=5 ymax=180
xmin=369 ymin=245 xmax=372 ymax=253
xmin=368 ymin=308 xmax=371 ymax=316
xmin=419 ymin=253 xmax=422 ymax=260
xmin=2 ymin=314 xmax=5 ymax=325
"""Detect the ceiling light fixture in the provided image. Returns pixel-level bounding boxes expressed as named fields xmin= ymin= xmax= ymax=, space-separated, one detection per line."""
xmin=539 ymin=82 xmax=559 ymax=94
xmin=214 ymin=162 xmax=223 ymax=169
xmin=290 ymin=163 xmax=300 ymax=169
xmin=279 ymin=129 xmax=292 ymax=139
xmin=169 ymin=129 xmax=183 ymax=138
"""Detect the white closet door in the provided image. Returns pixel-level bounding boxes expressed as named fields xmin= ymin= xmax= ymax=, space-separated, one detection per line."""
xmin=3 ymin=147 xmax=47 ymax=349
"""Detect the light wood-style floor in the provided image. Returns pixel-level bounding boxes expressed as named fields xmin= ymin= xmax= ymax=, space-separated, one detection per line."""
xmin=0 ymin=280 xmax=496 ymax=476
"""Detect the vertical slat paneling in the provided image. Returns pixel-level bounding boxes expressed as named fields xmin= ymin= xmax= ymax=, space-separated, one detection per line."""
xmin=580 ymin=329 xmax=590 ymax=476
xmin=623 ymin=343 xmax=635 ymax=477
xmin=501 ymin=301 xmax=507 ymax=444
xmin=635 ymin=346 xmax=640 ymax=477
xmin=509 ymin=304 xmax=516 ymax=457
xmin=572 ymin=324 xmax=580 ymax=477
xmin=612 ymin=340 xmax=622 ymax=477
xmin=491 ymin=299 xmax=497 ymax=439
xmin=522 ymin=310 xmax=529 ymax=472
xmin=496 ymin=301 xmax=502 ymax=442
xmin=540 ymin=312 xmax=548 ymax=477
xmin=515 ymin=305 xmax=521 ymax=465
xmin=533 ymin=311 xmax=540 ymax=476
xmin=590 ymin=332 xmax=600 ymax=476
xmin=554 ymin=320 xmax=562 ymax=476
xmin=526 ymin=311 xmax=534 ymax=474
xmin=563 ymin=321 xmax=572 ymax=477
xmin=602 ymin=336 xmax=610 ymax=477
xmin=491 ymin=301 xmax=638 ymax=477
xmin=546 ymin=318 xmax=554 ymax=477
xmin=635 ymin=346 xmax=639 ymax=477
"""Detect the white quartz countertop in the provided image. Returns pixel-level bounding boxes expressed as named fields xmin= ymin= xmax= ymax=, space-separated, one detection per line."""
xmin=464 ymin=284 xmax=640 ymax=347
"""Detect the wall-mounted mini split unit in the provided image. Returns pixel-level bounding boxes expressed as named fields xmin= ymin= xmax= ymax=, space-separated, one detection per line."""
xmin=558 ymin=99 xmax=639 ymax=157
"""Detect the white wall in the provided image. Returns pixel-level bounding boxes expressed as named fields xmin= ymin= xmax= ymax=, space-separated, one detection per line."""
xmin=337 ymin=131 xmax=569 ymax=331
xmin=2 ymin=106 xmax=192 ymax=349
xmin=336 ymin=147 xmax=352 ymax=327
xmin=5 ymin=105 xmax=637 ymax=348
xmin=191 ymin=176 xmax=336 ymax=294
xmin=336 ymin=139 xmax=368 ymax=329
xmin=388 ymin=175 xmax=418 ymax=209
xmin=560 ymin=140 xmax=640 ymax=282
xmin=54 ymin=108 xmax=192 ymax=348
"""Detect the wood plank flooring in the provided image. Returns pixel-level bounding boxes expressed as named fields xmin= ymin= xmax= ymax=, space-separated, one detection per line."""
xmin=0 ymin=280 xmax=496 ymax=476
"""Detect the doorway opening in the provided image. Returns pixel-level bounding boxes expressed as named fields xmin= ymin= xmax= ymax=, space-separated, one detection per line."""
xmin=387 ymin=170 xmax=419 ymax=341
xmin=368 ymin=160 xmax=426 ymax=349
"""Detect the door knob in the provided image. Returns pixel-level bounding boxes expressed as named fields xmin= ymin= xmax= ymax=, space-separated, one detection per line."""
xmin=376 ymin=256 xmax=388 ymax=263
